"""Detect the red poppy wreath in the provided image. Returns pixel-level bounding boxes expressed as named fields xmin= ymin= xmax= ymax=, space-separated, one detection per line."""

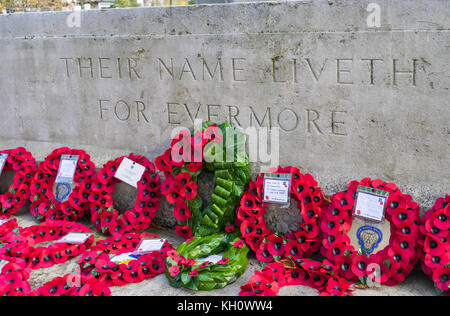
xmin=418 ymin=195 xmax=449 ymax=295
xmin=30 ymin=147 xmax=96 ymax=222
xmin=0 ymin=147 xmax=36 ymax=218
xmin=89 ymin=153 xmax=161 ymax=235
xmin=156 ymin=121 xmax=251 ymax=240
xmin=78 ymin=232 xmax=172 ymax=286
xmin=320 ymin=178 xmax=421 ymax=286
xmin=238 ymin=166 xmax=326 ymax=265
xmin=0 ymin=220 xmax=94 ymax=270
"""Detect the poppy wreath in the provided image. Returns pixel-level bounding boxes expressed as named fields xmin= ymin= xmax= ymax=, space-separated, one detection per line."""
xmin=0 ymin=147 xmax=36 ymax=217
xmin=78 ymin=232 xmax=173 ymax=287
xmin=0 ymin=256 xmax=31 ymax=296
xmin=30 ymin=147 xmax=96 ymax=222
xmin=165 ymin=231 xmax=249 ymax=291
xmin=156 ymin=121 xmax=251 ymax=239
xmin=320 ymin=178 xmax=421 ymax=286
xmin=239 ymin=258 xmax=353 ymax=296
xmin=0 ymin=220 xmax=94 ymax=269
xmin=29 ymin=274 xmax=111 ymax=296
xmin=418 ymin=195 xmax=449 ymax=295
xmin=238 ymin=166 xmax=326 ymax=265
xmin=89 ymin=153 xmax=161 ymax=235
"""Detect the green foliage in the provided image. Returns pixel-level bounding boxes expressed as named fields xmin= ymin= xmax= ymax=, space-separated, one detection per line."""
xmin=165 ymin=231 xmax=249 ymax=291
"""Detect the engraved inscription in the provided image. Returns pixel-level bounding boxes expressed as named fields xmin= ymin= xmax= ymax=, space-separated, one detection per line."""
xmin=165 ymin=102 xmax=348 ymax=136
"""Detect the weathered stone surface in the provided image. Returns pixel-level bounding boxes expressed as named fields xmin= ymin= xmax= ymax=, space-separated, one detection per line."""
xmin=0 ymin=1 xmax=449 ymax=223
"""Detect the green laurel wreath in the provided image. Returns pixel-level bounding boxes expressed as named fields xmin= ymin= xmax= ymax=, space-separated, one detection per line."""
xmin=157 ymin=121 xmax=251 ymax=238
xmin=165 ymin=231 xmax=249 ymax=291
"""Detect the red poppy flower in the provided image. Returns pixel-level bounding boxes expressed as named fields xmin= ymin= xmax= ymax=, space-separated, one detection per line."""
xmin=284 ymin=240 xmax=305 ymax=263
xmin=256 ymin=242 xmax=273 ymax=263
xmin=155 ymin=150 xmax=173 ymax=173
xmin=185 ymin=162 xmax=203 ymax=173
xmin=225 ymin=224 xmax=235 ymax=233
xmin=267 ymin=235 xmax=284 ymax=256
xmin=169 ymin=265 xmax=180 ymax=277
xmin=175 ymin=172 xmax=191 ymax=189
xmin=78 ymin=279 xmax=111 ymax=296
xmin=179 ymin=181 xmax=197 ymax=200
xmin=189 ymin=268 xmax=198 ymax=277
xmin=175 ymin=225 xmax=193 ymax=240
xmin=351 ymin=254 xmax=369 ymax=278
xmin=366 ymin=262 xmax=391 ymax=284
xmin=433 ymin=266 xmax=450 ymax=291
xmin=218 ymin=257 xmax=229 ymax=265
xmin=424 ymin=251 xmax=449 ymax=270
xmin=234 ymin=240 xmax=244 ymax=248
xmin=204 ymin=124 xmax=223 ymax=144
xmin=174 ymin=201 xmax=191 ymax=221
xmin=161 ymin=177 xmax=175 ymax=196
xmin=334 ymin=255 xmax=355 ymax=280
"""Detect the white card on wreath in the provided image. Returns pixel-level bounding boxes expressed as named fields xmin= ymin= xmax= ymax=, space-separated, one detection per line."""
xmin=0 ymin=154 xmax=9 ymax=176
xmin=134 ymin=238 xmax=166 ymax=254
xmin=198 ymin=254 xmax=223 ymax=264
xmin=56 ymin=232 xmax=92 ymax=244
xmin=114 ymin=157 xmax=145 ymax=188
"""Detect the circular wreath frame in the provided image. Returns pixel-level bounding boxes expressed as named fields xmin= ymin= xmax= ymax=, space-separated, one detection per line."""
xmin=78 ymin=232 xmax=172 ymax=287
xmin=89 ymin=153 xmax=161 ymax=235
xmin=156 ymin=121 xmax=251 ymax=239
xmin=165 ymin=231 xmax=249 ymax=291
xmin=0 ymin=147 xmax=36 ymax=218
xmin=238 ymin=166 xmax=325 ymax=265
xmin=320 ymin=177 xmax=421 ymax=286
xmin=419 ymin=195 xmax=449 ymax=294
xmin=30 ymin=147 xmax=96 ymax=222
xmin=0 ymin=220 xmax=94 ymax=270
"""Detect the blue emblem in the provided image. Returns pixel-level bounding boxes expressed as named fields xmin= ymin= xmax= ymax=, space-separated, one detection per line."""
xmin=56 ymin=183 xmax=71 ymax=202
xmin=357 ymin=226 xmax=383 ymax=255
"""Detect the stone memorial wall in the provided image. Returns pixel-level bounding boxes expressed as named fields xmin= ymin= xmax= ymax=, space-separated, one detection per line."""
xmin=0 ymin=0 xmax=448 ymax=214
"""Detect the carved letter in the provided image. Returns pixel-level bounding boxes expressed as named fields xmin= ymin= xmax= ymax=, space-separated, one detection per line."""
xmin=77 ymin=57 xmax=93 ymax=78
xmin=136 ymin=101 xmax=149 ymax=123
xmin=167 ymin=102 xmax=181 ymax=125
xmin=393 ymin=59 xmax=417 ymax=86
xmin=114 ymin=100 xmax=131 ymax=121
xmin=249 ymin=106 xmax=272 ymax=128
xmin=360 ymin=58 xmax=383 ymax=85
xmin=277 ymin=108 xmax=298 ymax=132
xmin=98 ymin=99 xmax=110 ymax=120
xmin=232 ymin=58 xmax=246 ymax=82
xmin=99 ymin=58 xmax=112 ymax=79
xmin=179 ymin=58 xmax=196 ymax=81
xmin=305 ymin=58 xmax=327 ymax=83
xmin=330 ymin=110 xmax=347 ymax=136
xmin=202 ymin=58 xmax=224 ymax=81
xmin=158 ymin=58 xmax=174 ymax=80
xmin=336 ymin=59 xmax=354 ymax=85
xmin=306 ymin=109 xmax=322 ymax=134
